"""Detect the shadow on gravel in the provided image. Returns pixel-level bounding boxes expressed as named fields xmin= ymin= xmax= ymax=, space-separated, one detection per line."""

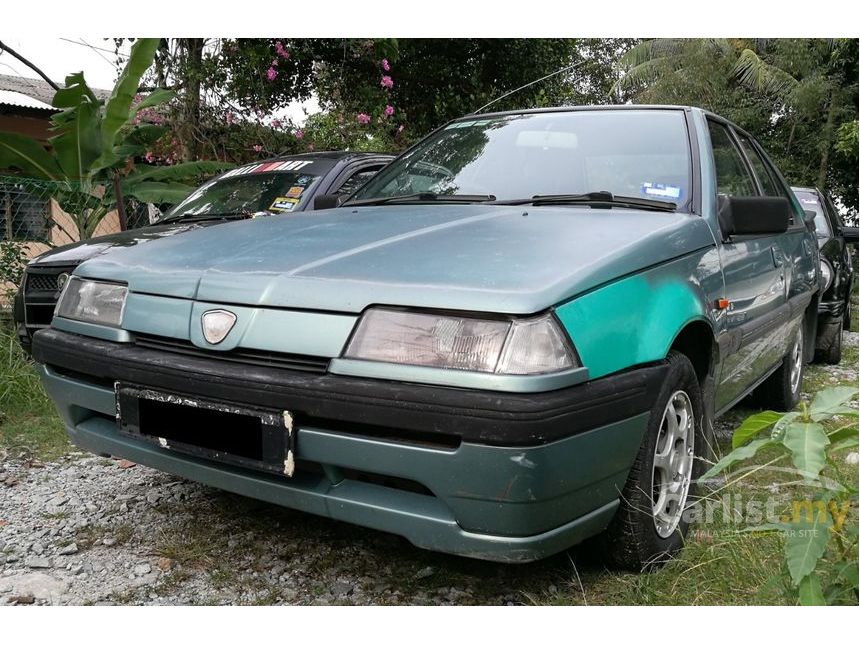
xmin=162 ymin=485 xmax=594 ymax=605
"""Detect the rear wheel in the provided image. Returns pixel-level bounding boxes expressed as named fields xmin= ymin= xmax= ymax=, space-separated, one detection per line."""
xmin=814 ymin=318 xmax=843 ymax=365
xmin=755 ymin=323 xmax=804 ymax=411
xmin=601 ymin=350 xmax=705 ymax=570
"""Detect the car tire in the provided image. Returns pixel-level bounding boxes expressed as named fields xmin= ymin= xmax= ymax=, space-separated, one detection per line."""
xmin=844 ymin=298 xmax=852 ymax=331
xmin=600 ymin=350 xmax=705 ymax=571
xmin=814 ymin=318 xmax=843 ymax=365
xmin=754 ymin=322 xmax=804 ymax=411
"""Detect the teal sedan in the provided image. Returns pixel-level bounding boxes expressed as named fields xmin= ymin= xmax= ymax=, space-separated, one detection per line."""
xmin=32 ymin=106 xmax=819 ymax=568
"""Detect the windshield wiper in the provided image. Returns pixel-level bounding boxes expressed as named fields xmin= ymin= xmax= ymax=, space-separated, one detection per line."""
xmin=494 ymin=191 xmax=677 ymax=212
xmin=344 ymin=192 xmax=496 ymax=207
xmin=158 ymin=212 xmax=252 ymax=224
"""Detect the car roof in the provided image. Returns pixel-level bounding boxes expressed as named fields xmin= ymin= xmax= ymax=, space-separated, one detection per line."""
xmin=460 ymin=104 xmax=694 ymax=120
xmin=263 ymin=150 xmax=394 ymax=163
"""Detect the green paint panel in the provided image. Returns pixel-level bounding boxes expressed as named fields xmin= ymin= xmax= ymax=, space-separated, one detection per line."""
xmin=556 ymin=272 xmax=706 ymax=379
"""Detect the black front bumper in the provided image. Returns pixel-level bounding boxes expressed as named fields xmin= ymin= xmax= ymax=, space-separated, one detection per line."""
xmin=32 ymin=328 xmax=667 ymax=447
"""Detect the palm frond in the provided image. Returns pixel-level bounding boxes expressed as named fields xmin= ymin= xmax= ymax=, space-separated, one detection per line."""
xmin=733 ymin=48 xmax=799 ymax=97
xmin=618 ymin=39 xmax=685 ymax=70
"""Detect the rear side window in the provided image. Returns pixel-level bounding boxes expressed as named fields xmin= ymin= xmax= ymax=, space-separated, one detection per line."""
xmin=793 ymin=189 xmax=831 ymax=237
xmin=707 ymin=121 xmax=757 ymax=197
xmin=335 ymin=166 xmax=385 ymax=197
xmin=736 ymin=134 xmax=781 ymax=196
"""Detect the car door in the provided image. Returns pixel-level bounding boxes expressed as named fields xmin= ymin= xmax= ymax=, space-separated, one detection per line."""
xmin=709 ymin=119 xmax=790 ymax=412
xmin=740 ymin=134 xmax=818 ymax=349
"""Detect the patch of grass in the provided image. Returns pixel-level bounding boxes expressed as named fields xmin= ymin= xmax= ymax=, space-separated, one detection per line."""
xmin=152 ymin=519 xmax=230 ymax=569
xmin=0 ymin=324 xmax=68 ymax=460
xmin=76 ymin=521 xmax=135 ymax=549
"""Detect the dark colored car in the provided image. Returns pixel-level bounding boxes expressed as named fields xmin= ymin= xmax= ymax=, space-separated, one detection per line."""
xmin=13 ymin=151 xmax=392 ymax=353
xmin=792 ymin=186 xmax=858 ymax=364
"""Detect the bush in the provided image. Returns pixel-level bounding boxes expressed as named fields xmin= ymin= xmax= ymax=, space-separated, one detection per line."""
xmin=704 ymin=387 xmax=859 ymax=605
xmin=0 ymin=240 xmax=26 ymax=301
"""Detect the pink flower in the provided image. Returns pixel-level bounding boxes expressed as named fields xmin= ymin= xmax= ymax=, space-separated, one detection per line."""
xmin=356 ymin=113 xmax=371 ymax=124
xmin=397 ymin=124 xmax=405 ymax=133
xmin=307 ymin=143 xmax=315 ymax=151
xmin=380 ymin=75 xmax=394 ymax=89
xmin=294 ymin=129 xmax=304 ymax=139
xmin=383 ymin=105 xmax=394 ymax=117
xmin=271 ymin=119 xmax=282 ymax=129
xmin=144 ymin=151 xmax=155 ymax=163
xmin=271 ymin=59 xmax=279 ymax=67
xmin=225 ymin=111 xmax=234 ymax=124
xmin=253 ymin=144 xmax=263 ymax=152
xmin=266 ymin=67 xmax=278 ymax=82
xmin=381 ymin=58 xmax=390 ymax=72
xmin=274 ymin=41 xmax=290 ymax=60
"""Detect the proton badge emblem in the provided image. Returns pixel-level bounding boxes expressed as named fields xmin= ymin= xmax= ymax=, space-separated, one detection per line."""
xmin=201 ymin=309 xmax=237 ymax=345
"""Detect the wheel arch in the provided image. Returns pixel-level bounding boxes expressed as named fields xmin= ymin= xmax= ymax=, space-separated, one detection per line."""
xmin=667 ymin=318 xmax=718 ymax=385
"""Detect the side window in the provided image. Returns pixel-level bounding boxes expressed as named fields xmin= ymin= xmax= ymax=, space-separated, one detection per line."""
xmin=334 ymin=166 xmax=385 ymax=197
xmin=707 ymin=121 xmax=757 ymax=197
xmin=736 ymin=134 xmax=781 ymax=196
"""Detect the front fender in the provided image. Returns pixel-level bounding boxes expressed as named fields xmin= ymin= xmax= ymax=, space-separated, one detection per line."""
xmin=555 ymin=249 xmax=722 ymax=379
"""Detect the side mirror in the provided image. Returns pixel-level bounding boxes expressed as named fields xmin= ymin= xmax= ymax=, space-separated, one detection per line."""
xmin=843 ymin=226 xmax=859 ymax=245
xmin=718 ymin=196 xmax=791 ymax=238
xmin=313 ymin=194 xmax=342 ymax=210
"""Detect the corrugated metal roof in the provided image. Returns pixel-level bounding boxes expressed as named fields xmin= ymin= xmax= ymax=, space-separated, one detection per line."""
xmin=0 ymin=89 xmax=57 ymax=111
xmin=0 ymin=73 xmax=112 ymax=107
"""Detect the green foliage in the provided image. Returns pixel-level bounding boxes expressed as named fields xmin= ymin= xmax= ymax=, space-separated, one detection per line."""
xmin=731 ymin=410 xmax=783 ymax=448
xmin=0 ymin=240 xmax=27 ymax=299
xmin=0 ymin=323 xmax=68 ymax=460
xmin=0 ymin=38 xmax=231 ymax=240
xmin=182 ymin=38 xmax=635 ymax=157
xmin=704 ymin=386 xmax=859 ymax=605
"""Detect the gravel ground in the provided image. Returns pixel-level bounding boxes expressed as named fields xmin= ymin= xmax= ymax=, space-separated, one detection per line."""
xmin=2 ymin=331 xmax=857 ymax=606
xmin=0 ymin=454 xmax=536 ymax=605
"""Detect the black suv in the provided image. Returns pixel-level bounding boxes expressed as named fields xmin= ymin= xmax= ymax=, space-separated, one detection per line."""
xmin=792 ymin=186 xmax=858 ymax=364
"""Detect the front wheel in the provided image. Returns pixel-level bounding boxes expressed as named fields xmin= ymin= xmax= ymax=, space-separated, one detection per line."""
xmin=600 ymin=350 xmax=705 ymax=570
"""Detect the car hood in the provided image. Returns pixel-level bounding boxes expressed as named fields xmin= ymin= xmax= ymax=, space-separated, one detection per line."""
xmin=28 ymin=221 xmax=223 ymax=266
xmin=76 ymin=204 xmax=716 ymax=314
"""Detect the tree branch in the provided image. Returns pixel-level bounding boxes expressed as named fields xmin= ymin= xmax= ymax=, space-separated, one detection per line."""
xmin=0 ymin=40 xmax=60 ymax=91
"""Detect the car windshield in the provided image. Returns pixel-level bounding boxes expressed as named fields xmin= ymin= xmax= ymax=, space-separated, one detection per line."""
xmin=792 ymin=189 xmax=831 ymax=237
xmin=350 ymin=110 xmax=692 ymax=209
xmin=162 ymin=161 xmax=326 ymax=221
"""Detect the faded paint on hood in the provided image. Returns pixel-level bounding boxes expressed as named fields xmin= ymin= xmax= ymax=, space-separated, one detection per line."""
xmin=75 ymin=204 xmax=716 ymax=314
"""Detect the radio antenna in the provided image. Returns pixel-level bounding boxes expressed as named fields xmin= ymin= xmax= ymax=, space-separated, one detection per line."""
xmin=471 ymin=59 xmax=591 ymax=115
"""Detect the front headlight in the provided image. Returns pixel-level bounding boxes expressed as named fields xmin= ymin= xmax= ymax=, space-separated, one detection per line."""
xmin=343 ymin=308 xmax=578 ymax=375
xmin=56 ymin=277 xmax=127 ymax=327
xmin=820 ymin=260 xmax=833 ymax=292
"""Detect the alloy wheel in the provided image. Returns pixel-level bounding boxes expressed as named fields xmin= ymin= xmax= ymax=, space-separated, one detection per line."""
xmin=789 ymin=326 xmax=803 ymax=394
xmin=651 ymin=390 xmax=696 ymax=539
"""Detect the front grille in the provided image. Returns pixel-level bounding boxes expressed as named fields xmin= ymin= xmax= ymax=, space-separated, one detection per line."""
xmin=26 ymin=272 xmax=61 ymax=292
xmin=133 ymin=333 xmax=330 ymax=374
xmin=22 ymin=265 xmax=77 ymax=337
xmin=24 ymin=265 xmax=75 ymax=294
